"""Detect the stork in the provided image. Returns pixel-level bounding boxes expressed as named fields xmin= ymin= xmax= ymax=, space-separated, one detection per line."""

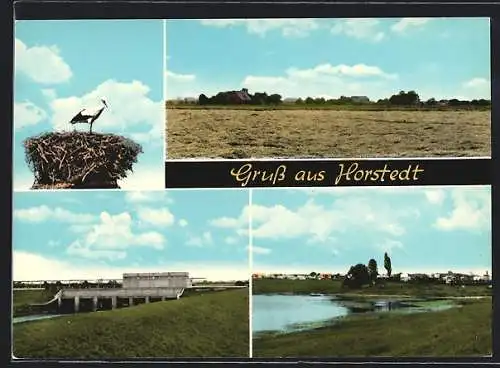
xmin=69 ymin=99 xmax=108 ymax=134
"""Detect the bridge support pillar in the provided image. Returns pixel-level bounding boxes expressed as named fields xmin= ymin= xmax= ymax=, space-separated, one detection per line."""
xmin=161 ymin=296 xmax=166 ymax=301
xmin=92 ymin=296 xmax=98 ymax=311
xmin=129 ymin=297 xmax=134 ymax=306
xmin=111 ymin=296 xmax=117 ymax=310
xmin=58 ymin=297 xmax=62 ymax=309
xmin=74 ymin=296 xmax=80 ymax=313
xmin=145 ymin=296 xmax=150 ymax=304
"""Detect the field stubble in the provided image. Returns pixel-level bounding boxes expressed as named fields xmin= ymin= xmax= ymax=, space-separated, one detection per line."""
xmin=166 ymin=109 xmax=490 ymax=159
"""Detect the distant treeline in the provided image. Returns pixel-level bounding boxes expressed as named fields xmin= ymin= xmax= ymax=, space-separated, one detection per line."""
xmin=13 ymin=279 xmax=249 ymax=290
xmin=170 ymin=89 xmax=490 ymax=108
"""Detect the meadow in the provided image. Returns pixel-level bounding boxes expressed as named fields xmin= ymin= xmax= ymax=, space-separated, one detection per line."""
xmin=253 ymin=297 xmax=492 ymax=357
xmin=13 ymin=289 xmax=249 ymax=358
xmin=165 ymin=107 xmax=490 ymax=159
xmin=252 ymin=279 xmax=492 ymax=357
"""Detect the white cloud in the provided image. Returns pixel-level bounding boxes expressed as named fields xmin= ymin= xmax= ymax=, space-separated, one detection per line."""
xmin=434 ymin=187 xmax=491 ymax=232
xmin=14 ymin=101 xmax=47 ymax=130
xmin=425 ymin=189 xmax=446 ymax=205
xmin=251 ymin=246 xmax=271 ymax=255
xmin=47 ymin=79 xmax=163 ymax=146
xmin=218 ymin=198 xmax=417 ymax=243
xmin=124 ymin=191 xmax=173 ymax=204
xmin=41 ymin=88 xmax=57 ymax=99
xmin=376 ymin=239 xmax=404 ymax=253
xmin=137 ymin=207 xmax=175 ymax=227
xmin=285 ymin=63 xmax=397 ymax=80
xmin=186 ymin=231 xmax=213 ymax=247
xmin=66 ymin=211 xmax=166 ymax=260
xmin=391 ymin=18 xmax=431 ymax=33
xmin=119 ymin=165 xmax=165 ymax=190
xmin=200 ymin=19 xmax=320 ymax=38
xmin=13 ymin=205 xmax=94 ymax=224
xmin=331 ymin=19 xmax=385 ymax=42
xmin=13 ymin=251 xmax=249 ymax=282
xmin=462 ymin=78 xmax=490 ymax=100
xmin=210 ymin=206 xmax=249 ymax=236
xmin=166 ymin=70 xmax=196 ymax=82
xmin=179 ymin=219 xmax=188 ymax=227
xmin=464 ymin=77 xmax=490 ymax=89
xmin=240 ymin=63 xmax=398 ymax=100
xmin=224 ymin=236 xmax=238 ymax=245
xmin=166 ymin=60 xmax=397 ymax=101
xmin=15 ymin=38 xmax=73 ymax=84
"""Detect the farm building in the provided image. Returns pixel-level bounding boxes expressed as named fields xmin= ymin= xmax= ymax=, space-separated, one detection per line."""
xmin=226 ymin=88 xmax=252 ymax=104
xmin=283 ymin=97 xmax=298 ymax=103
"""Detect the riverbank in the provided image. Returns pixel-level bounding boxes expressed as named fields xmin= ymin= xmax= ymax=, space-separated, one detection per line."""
xmin=13 ymin=289 xmax=249 ymax=358
xmin=253 ymin=297 xmax=491 ymax=357
xmin=252 ymin=278 xmax=492 ymax=298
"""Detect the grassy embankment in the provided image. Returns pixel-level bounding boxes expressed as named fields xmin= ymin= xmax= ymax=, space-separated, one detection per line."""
xmin=252 ymin=279 xmax=492 ymax=357
xmin=13 ymin=289 xmax=249 ymax=358
xmin=13 ymin=289 xmax=54 ymax=317
xmin=253 ymin=278 xmax=492 ymax=298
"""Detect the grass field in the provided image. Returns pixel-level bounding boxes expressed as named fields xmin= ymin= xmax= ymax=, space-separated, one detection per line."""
xmin=253 ymin=278 xmax=492 ymax=298
xmin=13 ymin=289 xmax=249 ymax=358
xmin=165 ymin=108 xmax=490 ymax=159
xmin=13 ymin=290 xmax=52 ymax=307
xmin=13 ymin=289 xmax=54 ymax=317
xmin=253 ymin=297 xmax=492 ymax=357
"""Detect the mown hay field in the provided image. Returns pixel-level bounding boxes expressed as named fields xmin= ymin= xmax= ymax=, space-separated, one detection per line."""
xmin=166 ymin=109 xmax=490 ymax=159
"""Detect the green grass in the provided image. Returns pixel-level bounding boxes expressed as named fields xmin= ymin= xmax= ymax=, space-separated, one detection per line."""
xmin=13 ymin=289 xmax=54 ymax=317
xmin=13 ymin=289 xmax=249 ymax=358
xmin=253 ymin=278 xmax=492 ymax=298
xmin=253 ymin=298 xmax=492 ymax=357
xmin=13 ymin=289 xmax=53 ymax=307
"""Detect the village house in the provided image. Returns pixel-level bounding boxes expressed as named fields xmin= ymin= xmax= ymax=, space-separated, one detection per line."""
xmin=226 ymin=88 xmax=252 ymax=104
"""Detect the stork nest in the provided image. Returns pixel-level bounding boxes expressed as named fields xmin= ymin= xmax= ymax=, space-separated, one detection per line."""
xmin=23 ymin=131 xmax=143 ymax=189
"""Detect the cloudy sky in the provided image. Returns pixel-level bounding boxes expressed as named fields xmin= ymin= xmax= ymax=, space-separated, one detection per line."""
xmin=14 ymin=20 xmax=164 ymax=190
xmin=250 ymin=186 xmax=491 ymax=276
xmin=13 ymin=190 xmax=250 ymax=281
xmin=166 ymin=17 xmax=490 ymax=101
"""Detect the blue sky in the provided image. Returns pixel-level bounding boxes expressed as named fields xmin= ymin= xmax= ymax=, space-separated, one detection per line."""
xmin=250 ymin=186 xmax=491 ymax=275
xmin=13 ymin=190 xmax=249 ymax=281
xmin=166 ymin=18 xmax=490 ymax=101
xmin=13 ymin=20 xmax=164 ymax=190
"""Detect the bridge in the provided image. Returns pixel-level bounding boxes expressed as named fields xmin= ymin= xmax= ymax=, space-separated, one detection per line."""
xmin=18 ymin=272 xmax=247 ymax=314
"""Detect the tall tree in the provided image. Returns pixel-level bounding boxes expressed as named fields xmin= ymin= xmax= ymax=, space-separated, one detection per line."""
xmin=368 ymin=258 xmax=379 ymax=284
xmin=343 ymin=264 xmax=370 ymax=289
xmin=384 ymin=252 xmax=392 ymax=277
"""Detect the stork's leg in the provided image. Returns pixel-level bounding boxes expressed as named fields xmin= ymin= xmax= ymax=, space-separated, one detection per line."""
xmin=89 ymin=122 xmax=93 ymax=134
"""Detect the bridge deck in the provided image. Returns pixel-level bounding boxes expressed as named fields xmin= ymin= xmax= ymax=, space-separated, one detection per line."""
xmin=61 ymin=287 xmax=184 ymax=299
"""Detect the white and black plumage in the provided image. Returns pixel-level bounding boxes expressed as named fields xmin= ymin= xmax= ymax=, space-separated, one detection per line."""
xmin=69 ymin=99 xmax=108 ymax=134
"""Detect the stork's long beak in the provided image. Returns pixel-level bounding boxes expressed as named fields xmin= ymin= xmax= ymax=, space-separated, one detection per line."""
xmin=103 ymin=100 xmax=108 ymax=108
